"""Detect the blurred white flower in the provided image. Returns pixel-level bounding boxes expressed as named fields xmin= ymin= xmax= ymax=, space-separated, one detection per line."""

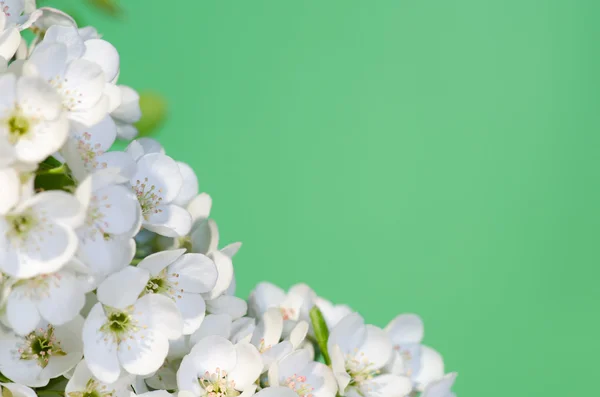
xmin=328 ymin=313 xmax=412 ymax=397
xmin=385 ymin=313 xmax=445 ymax=391
xmin=74 ymin=172 xmax=140 ymax=282
xmin=176 ymin=335 xmax=261 ymax=397
xmin=249 ymin=282 xmax=315 ymax=336
xmin=4 ymin=265 xmax=86 ymax=335
xmin=0 ymin=316 xmax=84 ymax=387
xmin=83 ymin=268 xmax=183 ymax=383
xmin=268 ymin=349 xmax=337 ymax=397
xmin=66 ymin=360 xmax=135 ymax=397
xmin=134 ymin=249 xmax=218 ymax=334
xmin=0 ymin=73 xmax=69 ymax=165
xmin=421 ymin=372 xmax=458 ymax=397
xmin=0 ymin=190 xmax=84 ymax=278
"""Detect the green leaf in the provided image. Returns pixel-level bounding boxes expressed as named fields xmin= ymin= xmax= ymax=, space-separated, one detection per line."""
xmin=135 ymin=92 xmax=168 ymax=137
xmin=88 ymin=0 xmax=122 ymax=16
xmin=310 ymin=306 xmax=331 ymax=365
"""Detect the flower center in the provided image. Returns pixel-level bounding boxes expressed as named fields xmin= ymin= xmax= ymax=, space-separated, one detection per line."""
xmin=48 ymin=76 xmax=82 ymax=111
xmin=67 ymin=379 xmax=115 ymax=397
xmin=132 ymin=178 xmax=164 ymax=219
xmin=7 ymin=113 xmax=30 ymax=143
xmin=82 ymin=194 xmax=110 ymax=241
xmin=284 ymin=374 xmax=314 ymax=397
xmin=280 ymin=307 xmax=296 ymax=321
xmin=100 ymin=307 xmax=138 ymax=343
xmin=143 ymin=268 xmax=182 ymax=299
xmin=345 ymin=352 xmax=379 ymax=387
xmin=6 ymin=211 xmax=38 ymax=239
xmin=198 ymin=368 xmax=239 ymax=397
xmin=75 ymin=132 xmax=107 ymax=171
xmin=19 ymin=325 xmax=66 ymax=368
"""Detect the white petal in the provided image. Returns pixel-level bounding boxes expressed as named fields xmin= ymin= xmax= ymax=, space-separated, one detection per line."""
xmin=111 ymin=85 xmax=141 ymax=123
xmin=190 ymin=218 xmax=218 ymax=254
xmin=359 ymin=325 xmax=393 ymax=370
xmin=327 ymin=313 xmax=367 ymax=356
xmin=36 ymin=270 xmax=85 ymax=325
xmin=0 ymin=383 xmax=37 ymax=397
xmin=254 ymin=388 xmax=297 ymax=397
xmin=330 ymin=345 xmax=351 ymax=394
xmin=201 ymin=251 xmax=233 ymax=300
xmin=82 ymin=303 xmax=121 ymax=383
xmin=189 ymin=314 xmax=232 ymax=345
xmin=176 ymin=292 xmax=206 ymax=335
xmin=361 ymin=374 xmax=412 ymax=397
xmin=0 ymin=26 xmax=20 ymax=60
xmin=138 ymin=249 xmax=185 ymax=276
xmin=169 ymin=253 xmax=217 ymax=293
xmin=186 ymin=335 xmax=236 ymax=374
xmin=289 ymin=321 xmax=309 ymax=349
xmin=117 ymin=328 xmax=169 ymax=377
xmin=414 ymin=346 xmax=445 ymax=391
xmin=6 ymin=290 xmax=41 ymax=335
xmin=172 ymin=162 xmax=198 ymax=207
xmin=386 ymin=314 xmax=424 ymax=345
xmin=206 ymin=295 xmax=247 ymax=320
xmin=421 ymin=372 xmax=457 ymax=397
xmin=0 ymin=168 xmax=19 ymax=214
xmin=28 ymin=190 xmax=84 ymax=227
xmin=83 ymin=39 xmax=120 ymax=83
xmin=186 ymin=193 xmax=211 ymax=222
xmin=248 ymin=282 xmax=286 ymax=317
xmin=252 ymin=308 xmax=283 ymax=347
xmin=144 ymin=204 xmax=192 ymax=238
xmin=228 ymin=343 xmax=262 ymax=390
xmin=97 ymin=266 xmax=149 ymax=309
xmin=137 ymin=293 xmax=183 ymax=340
xmin=221 ymin=242 xmax=242 ymax=259
xmin=118 ymin=329 xmax=169 ymax=376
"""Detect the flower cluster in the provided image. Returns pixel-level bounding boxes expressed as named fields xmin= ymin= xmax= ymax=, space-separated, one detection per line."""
xmin=0 ymin=3 xmax=458 ymax=397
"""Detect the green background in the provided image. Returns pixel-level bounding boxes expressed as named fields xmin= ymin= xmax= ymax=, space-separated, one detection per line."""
xmin=58 ymin=1 xmax=599 ymax=395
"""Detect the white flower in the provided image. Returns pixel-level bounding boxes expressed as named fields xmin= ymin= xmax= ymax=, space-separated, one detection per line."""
xmin=328 ymin=313 xmax=411 ymax=397
xmin=385 ymin=314 xmax=445 ymax=391
xmin=62 ymin=116 xmax=136 ymax=182
xmin=249 ymin=308 xmax=309 ymax=372
xmin=25 ymin=25 xmax=120 ymax=126
xmin=0 ymin=316 xmax=84 ymax=387
xmin=421 ymin=373 xmax=457 ymax=397
xmin=268 ymin=349 xmax=337 ymax=397
xmin=74 ymin=172 xmax=140 ymax=282
xmin=0 ymin=73 xmax=69 ymax=166
xmin=66 ymin=360 xmax=135 ymax=397
xmin=0 ymin=0 xmax=40 ymax=30
xmin=117 ymin=149 xmax=192 ymax=237
xmin=0 ymin=382 xmax=37 ymax=397
xmin=83 ymin=268 xmax=183 ymax=383
xmin=0 ymin=189 xmax=84 ymax=278
xmin=315 ymin=297 xmax=352 ymax=329
xmin=111 ymin=85 xmax=141 ymax=140
xmin=0 ymin=12 xmax=20 ymax=60
xmin=176 ymin=335 xmax=262 ymax=397
xmin=120 ymin=249 xmax=218 ymax=335
xmin=4 ymin=265 xmax=86 ymax=335
xmin=248 ymin=282 xmax=315 ymax=335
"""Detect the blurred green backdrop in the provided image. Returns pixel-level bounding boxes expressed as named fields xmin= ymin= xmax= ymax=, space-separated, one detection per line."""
xmin=55 ymin=0 xmax=599 ymax=395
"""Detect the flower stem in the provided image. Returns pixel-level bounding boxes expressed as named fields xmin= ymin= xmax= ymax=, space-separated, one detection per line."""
xmin=310 ymin=306 xmax=331 ymax=366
